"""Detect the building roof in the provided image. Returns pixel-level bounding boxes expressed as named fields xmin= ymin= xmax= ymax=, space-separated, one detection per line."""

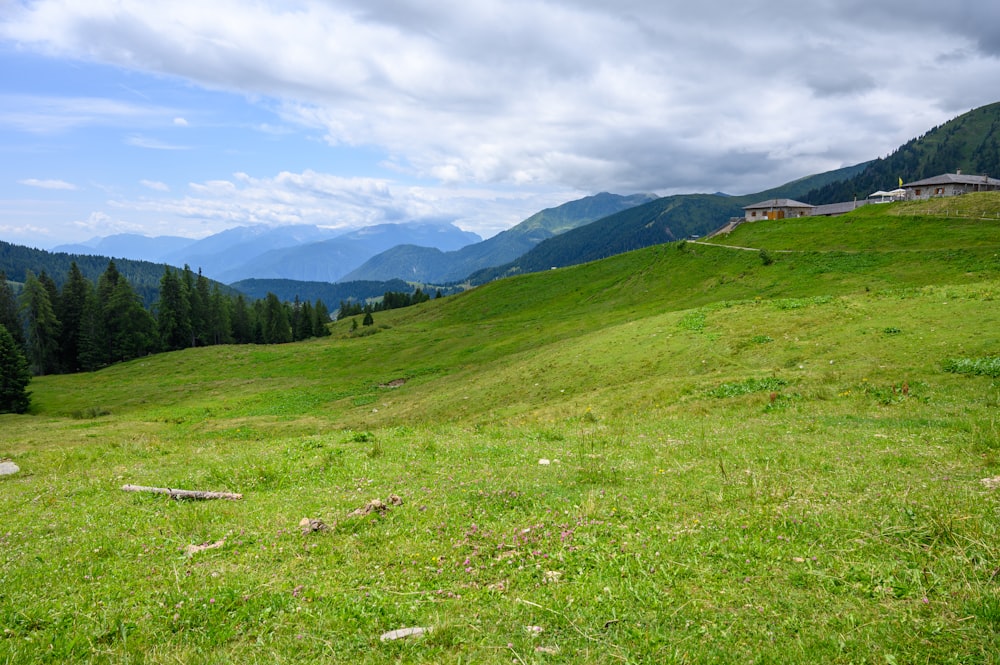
xmin=868 ymin=189 xmax=905 ymax=198
xmin=743 ymin=198 xmax=814 ymax=211
xmin=811 ymin=201 xmax=865 ymax=216
xmin=902 ymin=173 xmax=1000 ymax=188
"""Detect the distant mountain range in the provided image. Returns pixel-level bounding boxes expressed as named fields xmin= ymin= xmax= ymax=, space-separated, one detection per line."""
xmin=54 ymin=221 xmax=482 ymax=284
xmin=341 ymin=192 xmax=657 ymax=284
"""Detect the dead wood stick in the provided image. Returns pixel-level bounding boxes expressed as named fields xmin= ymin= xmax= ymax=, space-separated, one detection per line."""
xmin=121 ymin=484 xmax=243 ymax=501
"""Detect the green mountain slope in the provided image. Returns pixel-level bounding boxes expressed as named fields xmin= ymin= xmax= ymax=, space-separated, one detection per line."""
xmin=340 ymin=192 xmax=656 ymax=283
xmin=805 ymin=101 xmax=1000 ymax=203
xmin=4 ymin=198 xmax=1000 ymax=663
xmin=466 ymin=165 xmax=873 ymax=284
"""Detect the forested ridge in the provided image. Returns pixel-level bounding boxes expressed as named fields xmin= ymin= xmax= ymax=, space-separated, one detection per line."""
xmin=1 ymin=261 xmax=331 ymax=380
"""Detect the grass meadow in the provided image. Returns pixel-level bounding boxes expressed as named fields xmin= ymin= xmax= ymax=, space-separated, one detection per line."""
xmin=2 ymin=197 xmax=1000 ymax=663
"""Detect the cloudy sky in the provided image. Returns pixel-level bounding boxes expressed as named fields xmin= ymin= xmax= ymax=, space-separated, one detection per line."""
xmin=2 ymin=0 xmax=999 ymax=248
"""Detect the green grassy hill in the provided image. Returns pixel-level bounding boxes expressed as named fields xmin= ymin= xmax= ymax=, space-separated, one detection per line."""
xmin=466 ymin=165 xmax=874 ymax=285
xmin=2 ymin=198 xmax=1000 ymax=663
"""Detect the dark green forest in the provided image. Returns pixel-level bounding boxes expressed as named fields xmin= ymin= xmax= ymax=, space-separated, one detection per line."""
xmin=229 ymin=277 xmax=447 ymax=303
xmin=0 ymin=240 xmax=198 ymax=307
xmin=1 ymin=261 xmax=331 ymax=378
xmin=336 ymin=287 xmax=436 ymax=320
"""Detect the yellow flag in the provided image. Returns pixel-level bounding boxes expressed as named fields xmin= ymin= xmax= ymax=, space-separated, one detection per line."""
xmin=898 ymin=176 xmax=903 ymax=187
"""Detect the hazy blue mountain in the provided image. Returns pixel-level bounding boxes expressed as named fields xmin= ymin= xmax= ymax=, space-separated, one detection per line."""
xmin=341 ymin=192 xmax=657 ymax=283
xmin=123 ymin=221 xmax=479 ymax=282
xmin=161 ymin=224 xmax=343 ymax=278
xmin=213 ymin=222 xmax=481 ymax=283
xmin=53 ymin=233 xmax=196 ymax=263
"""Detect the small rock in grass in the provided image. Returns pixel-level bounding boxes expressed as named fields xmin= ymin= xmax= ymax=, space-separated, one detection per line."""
xmin=0 ymin=461 xmax=19 ymax=476
xmin=299 ymin=517 xmax=328 ymax=534
xmin=538 ymin=458 xmax=551 ymax=465
xmin=183 ymin=538 xmax=226 ymax=557
xmin=981 ymin=476 xmax=1000 ymax=490
xmin=379 ymin=626 xmax=431 ymax=642
xmin=348 ymin=494 xmax=404 ymax=517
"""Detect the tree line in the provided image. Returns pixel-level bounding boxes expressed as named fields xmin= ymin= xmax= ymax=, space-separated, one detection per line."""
xmin=336 ymin=287 xmax=437 ymax=320
xmin=1 ymin=260 xmax=332 ymax=380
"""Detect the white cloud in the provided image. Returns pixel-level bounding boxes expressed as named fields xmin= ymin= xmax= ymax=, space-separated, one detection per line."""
xmin=126 ymin=135 xmax=190 ymax=150
xmin=0 ymin=94 xmax=177 ymax=133
xmin=140 ymin=179 xmax=169 ymax=191
xmin=106 ymin=169 xmax=578 ymax=239
xmin=71 ymin=210 xmax=146 ymax=235
xmin=0 ymin=223 xmax=55 ymax=240
xmin=2 ymin=0 xmax=999 ymax=200
xmin=173 ymin=116 xmax=189 ymax=126
xmin=18 ymin=178 xmax=78 ymax=190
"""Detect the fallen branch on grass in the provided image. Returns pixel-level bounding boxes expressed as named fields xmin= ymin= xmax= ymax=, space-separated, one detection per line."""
xmin=121 ymin=484 xmax=243 ymax=501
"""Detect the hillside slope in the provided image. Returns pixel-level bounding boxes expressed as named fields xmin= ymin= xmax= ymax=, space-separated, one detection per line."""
xmin=466 ymin=165 xmax=874 ymax=284
xmin=3 ymin=199 xmax=1000 ymax=663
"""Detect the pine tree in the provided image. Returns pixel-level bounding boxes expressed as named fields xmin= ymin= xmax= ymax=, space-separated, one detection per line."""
xmin=295 ymin=299 xmax=315 ymax=340
xmin=313 ymin=300 xmax=332 ymax=337
xmin=290 ymin=295 xmax=304 ymax=341
xmin=362 ymin=311 xmax=374 ymax=327
xmin=181 ymin=265 xmax=204 ymax=347
xmin=105 ymin=279 xmax=156 ymax=363
xmin=38 ymin=271 xmax=60 ymax=310
xmin=58 ymin=262 xmax=93 ymax=373
xmin=77 ymin=289 xmax=105 ymax=371
xmin=19 ymin=271 xmax=62 ymax=375
xmin=192 ymin=270 xmax=212 ymax=346
xmin=262 ymin=293 xmax=292 ymax=344
xmin=96 ymin=260 xmax=122 ymax=303
xmin=0 ymin=323 xmax=31 ymax=413
xmin=209 ymin=285 xmax=233 ymax=345
xmin=230 ymin=294 xmax=253 ymax=344
xmin=0 ymin=271 xmax=24 ymax=348
xmin=157 ymin=267 xmax=192 ymax=351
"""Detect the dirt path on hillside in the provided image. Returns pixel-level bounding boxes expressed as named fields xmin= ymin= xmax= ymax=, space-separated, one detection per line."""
xmin=688 ymin=240 xmax=794 ymax=252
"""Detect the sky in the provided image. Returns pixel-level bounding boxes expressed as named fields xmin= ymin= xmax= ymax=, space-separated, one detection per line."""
xmin=1 ymin=0 xmax=999 ymax=249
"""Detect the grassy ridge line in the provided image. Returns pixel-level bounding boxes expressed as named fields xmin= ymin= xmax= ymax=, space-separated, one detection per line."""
xmin=19 ymin=213 xmax=1000 ymax=426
